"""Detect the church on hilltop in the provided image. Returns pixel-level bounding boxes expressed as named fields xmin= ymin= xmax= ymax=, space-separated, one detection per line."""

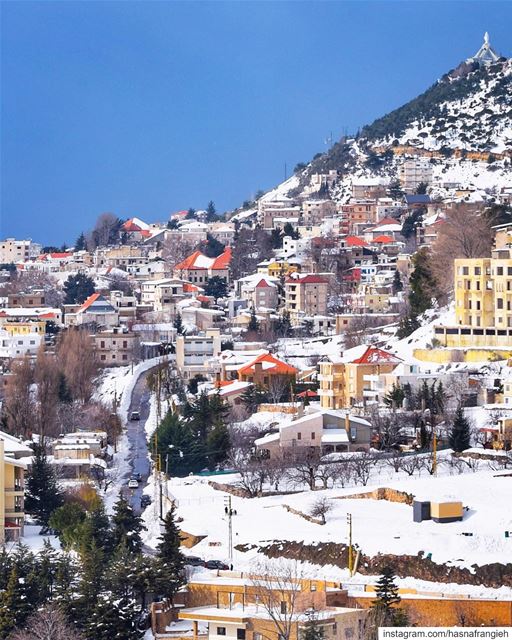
xmin=467 ymin=32 xmax=501 ymax=65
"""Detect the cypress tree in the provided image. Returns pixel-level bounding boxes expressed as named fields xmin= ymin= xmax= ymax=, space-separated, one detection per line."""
xmin=206 ymin=420 xmax=231 ymax=468
xmin=248 ymin=307 xmax=259 ymax=332
xmin=449 ymin=406 xmax=471 ymax=453
xmin=25 ymin=443 xmax=64 ymax=528
xmin=75 ymin=232 xmax=87 ymax=251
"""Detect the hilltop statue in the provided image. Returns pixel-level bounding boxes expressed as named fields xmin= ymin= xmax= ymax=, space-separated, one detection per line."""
xmin=468 ymin=32 xmax=500 ymax=65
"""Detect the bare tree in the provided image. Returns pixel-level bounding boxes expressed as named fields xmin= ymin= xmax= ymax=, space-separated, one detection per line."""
xmin=349 ymin=452 xmax=376 ymax=486
xmin=34 ymin=345 xmax=60 ymax=438
xmin=309 ymin=497 xmax=332 ymax=524
xmin=267 ymin=375 xmax=290 ymax=404
xmin=265 ymin=454 xmax=290 ymax=491
xmin=88 ymin=212 xmax=122 ymax=248
xmin=3 ymin=356 xmax=34 ymax=437
xmin=228 ymin=449 xmax=268 ymax=497
xmin=9 ymin=605 xmax=84 ymax=640
xmin=399 ymin=454 xmax=422 ymax=477
xmin=250 ymin=559 xmax=304 ymax=640
xmin=331 ymin=460 xmax=353 ymax=487
xmin=431 ymin=204 xmax=493 ymax=301
xmin=58 ymin=329 xmax=98 ymax=403
xmin=162 ymin=236 xmax=195 ymax=270
xmin=288 ymin=450 xmax=322 ymax=490
xmin=316 ymin=462 xmax=339 ymax=489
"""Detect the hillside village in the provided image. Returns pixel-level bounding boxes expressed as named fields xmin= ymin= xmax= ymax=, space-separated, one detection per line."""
xmin=1 ymin=32 xmax=512 ymax=640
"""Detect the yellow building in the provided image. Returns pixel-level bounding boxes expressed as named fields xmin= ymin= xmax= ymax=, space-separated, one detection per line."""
xmin=0 ymin=439 xmax=26 ymax=544
xmin=0 ymin=321 xmax=46 ymax=336
xmin=319 ymin=346 xmax=401 ymax=409
xmin=435 ymin=248 xmax=512 ymax=348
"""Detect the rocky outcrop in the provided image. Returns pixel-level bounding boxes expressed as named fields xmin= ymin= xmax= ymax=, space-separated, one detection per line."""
xmin=235 ymin=540 xmax=512 ymax=589
xmin=338 ymin=487 xmax=414 ymax=505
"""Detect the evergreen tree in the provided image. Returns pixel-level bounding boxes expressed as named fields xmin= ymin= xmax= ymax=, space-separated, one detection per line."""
xmin=204 ymin=275 xmax=228 ymax=302
xmin=63 ymin=272 xmax=95 ymax=305
xmin=372 ymin=566 xmax=401 ymax=611
xmin=0 ymin=564 xmax=33 ymax=636
xmin=408 ymin=248 xmax=436 ymax=317
xmin=449 ymin=406 xmax=471 ymax=452
xmin=155 ymin=504 xmax=186 ymax=603
xmin=392 ymin=270 xmax=403 ymax=294
xmin=75 ymin=232 xmax=87 ymax=251
xmin=57 ymin=371 xmax=73 ymax=404
xmin=49 ymin=501 xmax=87 ymax=549
xmin=240 ymin=384 xmax=268 ymax=413
xmin=383 ymin=383 xmax=405 ymax=409
xmin=202 ymin=234 xmax=225 ymax=258
xmin=301 ymin=612 xmax=325 ymax=640
xmin=74 ymin=541 xmax=106 ymax=626
xmin=283 ymin=221 xmax=300 ymax=239
xmin=111 ymin=496 xmax=146 ymax=553
xmin=419 ymin=419 xmax=431 ymax=451
xmin=276 ymin=310 xmax=292 ymax=337
xmin=270 ymin=227 xmax=284 ymax=249
xmin=206 ymin=200 xmax=218 ymax=222
xmin=25 ymin=444 xmax=64 ymax=528
xmin=248 ymin=308 xmax=260 ymax=332
xmin=86 ymin=592 xmax=141 ymax=640
xmin=154 ymin=411 xmax=200 ymax=476
xmin=185 ymin=207 xmax=196 ymax=220
xmin=78 ymin=503 xmax=112 ymax=556
xmin=173 ymin=312 xmax=186 ymax=336
xmin=206 ymin=421 xmax=231 ymax=468
xmin=36 ymin=539 xmax=60 ymax=601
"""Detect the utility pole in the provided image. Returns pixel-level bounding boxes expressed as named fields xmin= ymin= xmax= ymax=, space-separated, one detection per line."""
xmin=432 ymin=430 xmax=437 ymax=477
xmin=224 ymin=495 xmax=233 ymax=564
xmin=347 ymin=513 xmax=353 ymax=576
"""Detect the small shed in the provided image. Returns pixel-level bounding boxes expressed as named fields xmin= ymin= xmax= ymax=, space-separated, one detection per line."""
xmin=430 ymin=501 xmax=464 ymax=523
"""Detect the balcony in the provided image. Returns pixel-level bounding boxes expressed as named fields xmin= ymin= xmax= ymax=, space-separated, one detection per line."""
xmin=4 ymin=487 xmax=24 ymax=496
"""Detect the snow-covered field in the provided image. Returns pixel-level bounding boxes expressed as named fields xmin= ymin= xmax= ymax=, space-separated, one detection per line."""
xmin=141 ymin=463 xmax=512 ymax=599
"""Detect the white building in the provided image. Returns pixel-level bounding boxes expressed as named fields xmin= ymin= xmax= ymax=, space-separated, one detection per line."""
xmin=0 ymin=239 xmax=41 ymax=264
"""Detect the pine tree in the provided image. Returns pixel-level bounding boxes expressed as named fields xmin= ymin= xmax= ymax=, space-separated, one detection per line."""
xmin=86 ymin=591 xmax=141 ymax=640
xmin=392 ymin=270 xmax=403 ymax=294
xmin=36 ymin=539 xmax=60 ymax=601
xmin=206 ymin=420 xmax=231 ymax=468
xmin=240 ymin=384 xmax=268 ymax=413
xmin=372 ymin=566 xmax=401 ymax=611
xmin=173 ymin=312 xmax=185 ymax=336
xmin=449 ymin=406 xmax=471 ymax=452
xmin=75 ymin=232 xmax=87 ymax=251
xmin=25 ymin=443 xmax=64 ymax=527
xmin=78 ymin=503 xmax=112 ymax=556
xmin=155 ymin=504 xmax=186 ymax=603
xmin=0 ymin=564 xmax=34 ymax=636
xmin=111 ymin=496 xmax=146 ymax=553
xmin=301 ymin=612 xmax=325 ymax=640
xmin=63 ymin=272 xmax=95 ymax=305
xmin=248 ymin=307 xmax=260 ymax=332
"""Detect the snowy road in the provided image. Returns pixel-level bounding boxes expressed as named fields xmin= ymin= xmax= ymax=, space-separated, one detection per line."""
xmin=124 ymin=365 xmax=159 ymax=515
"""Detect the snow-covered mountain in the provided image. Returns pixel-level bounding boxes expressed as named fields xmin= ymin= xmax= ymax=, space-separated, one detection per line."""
xmin=262 ymin=37 xmax=512 ymax=205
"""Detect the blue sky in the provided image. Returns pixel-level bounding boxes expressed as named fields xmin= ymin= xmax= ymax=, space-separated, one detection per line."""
xmin=1 ymin=1 xmax=511 ymax=245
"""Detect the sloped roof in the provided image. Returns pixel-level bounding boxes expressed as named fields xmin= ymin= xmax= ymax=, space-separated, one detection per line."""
xmin=345 ymin=236 xmax=368 ymax=247
xmin=123 ymin=217 xmax=150 ymax=232
xmin=285 ymin=274 xmax=328 ymax=284
xmin=351 ymin=346 xmax=402 ymax=365
xmin=371 ymin=235 xmax=394 ymax=244
xmin=78 ymin=292 xmax=116 ymax=314
xmin=237 ymin=352 xmax=297 ymax=377
xmin=212 ymin=247 xmax=232 ymax=270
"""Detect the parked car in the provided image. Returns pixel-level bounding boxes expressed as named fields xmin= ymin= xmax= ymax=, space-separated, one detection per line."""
xmin=135 ymin=472 xmax=142 ymax=481
xmin=128 ymin=478 xmax=139 ymax=489
xmin=130 ymin=411 xmax=140 ymax=421
xmin=204 ymin=560 xmax=229 ymax=570
xmin=140 ymin=495 xmax=152 ymax=508
xmin=184 ymin=556 xmax=205 ymax=567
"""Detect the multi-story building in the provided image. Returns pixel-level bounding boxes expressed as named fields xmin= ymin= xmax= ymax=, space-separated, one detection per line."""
xmin=0 ymin=436 xmax=26 ymax=544
xmin=399 ymin=158 xmax=433 ymax=193
xmin=301 ymin=199 xmax=336 ymax=226
xmin=435 ymin=248 xmax=512 ymax=348
xmin=0 ymin=239 xmax=41 ymax=264
xmin=318 ymin=346 xmax=402 ymax=409
xmin=174 ymin=248 xmax=231 ymax=285
xmin=94 ymin=327 xmax=140 ymax=366
xmin=255 ymin=407 xmax=371 ymax=457
xmin=285 ymin=274 xmax=329 ymax=320
xmin=258 ymin=198 xmax=301 ymax=229
xmin=175 ymin=329 xmax=222 ymax=380
xmin=0 ymin=328 xmax=43 ymax=359
xmin=7 ymin=291 xmax=46 ymax=308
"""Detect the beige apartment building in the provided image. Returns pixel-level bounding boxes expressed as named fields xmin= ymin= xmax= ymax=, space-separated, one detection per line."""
xmin=285 ymin=274 xmax=329 ymax=320
xmin=0 ymin=438 xmax=26 ymax=544
xmin=434 ymin=248 xmax=512 ymax=348
xmin=94 ymin=326 xmax=140 ymax=366
xmin=0 ymin=239 xmax=41 ymax=264
xmin=175 ymin=328 xmax=222 ymax=380
xmin=399 ymin=157 xmax=433 ymax=193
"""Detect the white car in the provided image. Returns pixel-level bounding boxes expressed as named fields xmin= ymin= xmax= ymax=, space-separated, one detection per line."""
xmin=128 ymin=478 xmax=139 ymax=489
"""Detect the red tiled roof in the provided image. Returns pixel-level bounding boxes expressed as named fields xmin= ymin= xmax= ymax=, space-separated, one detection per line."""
xmin=285 ymin=274 xmax=328 ymax=284
xmin=78 ymin=292 xmax=101 ymax=313
xmin=372 ymin=235 xmax=393 ymax=244
xmin=297 ymin=389 xmax=318 ymax=398
xmin=212 ymin=247 xmax=232 ymax=270
xmin=39 ymin=312 xmax=56 ymax=319
xmin=255 ymin=279 xmax=272 ymax=288
xmin=183 ymin=282 xmax=201 ymax=293
xmin=123 ymin=219 xmax=143 ymax=232
xmin=352 ymin=346 xmax=402 ymax=365
xmin=174 ymin=250 xmax=205 ymax=271
xmin=237 ymin=352 xmax=297 ymax=377
xmin=372 ymin=217 xmax=398 ymax=227
xmin=345 ymin=236 xmax=368 ymax=247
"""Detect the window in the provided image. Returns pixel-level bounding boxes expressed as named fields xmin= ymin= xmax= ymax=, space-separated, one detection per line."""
xmin=497 ymin=267 xmax=504 ymax=276
xmin=100 ymin=341 xmax=105 ymax=348
xmin=280 ymin=602 xmax=287 ymax=615
xmin=474 ymin=267 xmax=481 ymax=275
xmin=462 ymin=266 xmax=469 ymax=275
xmin=217 ymin=628 xmax=226 ymax=636
xmin=236 ymin=630 xmax=246 ymax=640
xmin=311 ymin=432 xmax=316 ymax=440
xmin=498 ymin=298 xmax=504 ymax=309
xmin=297 ymin=432 xmax=302 ymax=440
